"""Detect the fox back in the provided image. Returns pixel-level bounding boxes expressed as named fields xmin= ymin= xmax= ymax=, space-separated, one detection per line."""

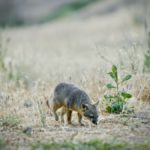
xmin=54 ymin=83 xmax=91 ymax=109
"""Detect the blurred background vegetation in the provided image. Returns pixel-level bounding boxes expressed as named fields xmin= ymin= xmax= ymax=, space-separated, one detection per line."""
xmin=0 ymin=0 xmax=149 ymax=27
xmin=0 ymin=0 xmax=100 ymax=26
xmin=0 ymin=0 xmax=150 ymax=149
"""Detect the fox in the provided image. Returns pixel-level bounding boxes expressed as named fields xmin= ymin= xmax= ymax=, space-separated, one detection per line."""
xmin=47 ymin=82 xmax=99 ymax=125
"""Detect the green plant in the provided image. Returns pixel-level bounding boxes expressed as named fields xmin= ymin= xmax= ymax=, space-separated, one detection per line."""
xmin=103 ymin=65 xmax=132 ymax=113
xmin=0 ymin=115 xmax=21 ymax=128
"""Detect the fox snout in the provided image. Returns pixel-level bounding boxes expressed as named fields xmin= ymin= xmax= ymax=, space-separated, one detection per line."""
xmin=92 ymin=118 xmax=98 ymax=125
xmin=90 ymin=115 xmax=99 ymax=125
xmin=85 ymin=114 xmax=98 ymax=125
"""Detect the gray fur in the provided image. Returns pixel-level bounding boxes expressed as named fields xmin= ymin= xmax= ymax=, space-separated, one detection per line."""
xmin=50 ymin=82 xmax=99 ymax=125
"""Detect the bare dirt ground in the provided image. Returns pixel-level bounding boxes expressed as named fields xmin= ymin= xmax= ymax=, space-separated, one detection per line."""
xmin=0 ymin=107 xmax=150 ymax=149
xmin=0 ymin=0 xmax=150 ymax=149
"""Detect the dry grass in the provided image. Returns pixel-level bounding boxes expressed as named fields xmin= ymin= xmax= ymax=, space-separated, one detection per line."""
xmin=133 ymin=75 xmax=150 ymax=101
xmin=0 ymin=1 xmax=150 ymax=149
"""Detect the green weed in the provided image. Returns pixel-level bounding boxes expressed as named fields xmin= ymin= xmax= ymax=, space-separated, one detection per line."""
xmin=103 ymin=65 xmax=132 ymax=113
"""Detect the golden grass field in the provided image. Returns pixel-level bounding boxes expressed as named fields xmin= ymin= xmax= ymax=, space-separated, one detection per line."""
xmin=0 ymin=0 xmax=150 ymax=149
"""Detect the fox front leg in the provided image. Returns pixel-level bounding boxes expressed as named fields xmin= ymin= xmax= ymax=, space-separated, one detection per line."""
xmin=78 ymin=113 xmax=84 ymax=126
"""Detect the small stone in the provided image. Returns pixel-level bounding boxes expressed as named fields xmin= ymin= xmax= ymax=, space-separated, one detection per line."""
xmin=24 ymin=100 xmax=33 ymax=108
xmin=23 ymin=127 xmax=32 ymax=135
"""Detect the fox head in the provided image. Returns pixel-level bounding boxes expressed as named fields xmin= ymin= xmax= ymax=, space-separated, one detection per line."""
xmin=82 ymin=101 xmax=99 ymax=125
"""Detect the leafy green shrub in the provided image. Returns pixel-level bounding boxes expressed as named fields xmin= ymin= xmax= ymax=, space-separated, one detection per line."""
xmin=103 ymin=65 xmax=132 ymax=113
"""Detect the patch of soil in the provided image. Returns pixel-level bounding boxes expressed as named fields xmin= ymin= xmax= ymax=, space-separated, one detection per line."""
xmin=1 ymin=109 xmax=150 ymax=149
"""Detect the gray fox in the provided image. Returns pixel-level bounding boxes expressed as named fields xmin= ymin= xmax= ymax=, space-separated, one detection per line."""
xmin=47 ymin=83 xmax=99 ymax=125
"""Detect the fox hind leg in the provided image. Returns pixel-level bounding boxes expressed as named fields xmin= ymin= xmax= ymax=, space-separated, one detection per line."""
xmin=67 ymin=110 xmax=72 ymax=125
xmin=52 ymin=104 xmax=60 ymax=121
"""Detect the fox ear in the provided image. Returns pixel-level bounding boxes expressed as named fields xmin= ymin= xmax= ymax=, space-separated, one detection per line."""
xmin=82 ymin=103 xmax=89 ymax=111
